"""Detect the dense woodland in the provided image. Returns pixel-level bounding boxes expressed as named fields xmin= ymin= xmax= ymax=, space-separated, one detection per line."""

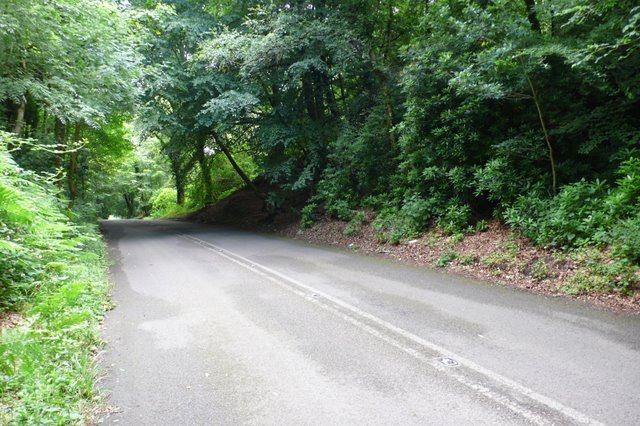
xmin=0 ymin=1 xmax=639 ymax=422
xmin=2 ymin=0 xmax=640 ymax=292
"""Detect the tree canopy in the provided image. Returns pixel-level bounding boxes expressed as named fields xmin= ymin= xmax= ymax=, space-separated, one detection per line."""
xmin=1 ymin=0 xmax=639 ymax=277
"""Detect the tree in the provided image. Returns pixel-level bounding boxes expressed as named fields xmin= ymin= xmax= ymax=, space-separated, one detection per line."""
xmin=0 ymin=0 xmax=139 ymax=209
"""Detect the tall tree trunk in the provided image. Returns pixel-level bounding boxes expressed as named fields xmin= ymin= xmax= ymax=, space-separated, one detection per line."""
xmin=526 ymin=74 xmax=557 ymax=194
xmin=302 ymin=77 xmax=320 ymax=121
xmin=123 ymin=193 xmax=136 ymax=218
xmin=12 ymin=99 xmax=25 ymax=135
xmin=383 ymin=0 xmax=394 ymax=61
xmin=42 ymin=109 xmax=49 ymax=140
xmin=67 ymin=124 xmax=81 ymax=209
xmin=170 ymin=156 xmax=186 ymax=205
xmin=13 ymin=61 xmax=28 ymax=135
xmin=54 ymin=119 xmax=66 ymax=190
xmin=322 ymin=73 xmax=340 ymax=120
xmin=214 ymin=132 xmax=264 ymax=199
xmin=523 ymin=0 xmax=541 ymax=33
xmin=177 ymin=183 xmax=185 ymax=205
xmin=382 ymin=83 xmax=396 ymax=147
xmin=197 ymin=143 xmax=213 ymax=203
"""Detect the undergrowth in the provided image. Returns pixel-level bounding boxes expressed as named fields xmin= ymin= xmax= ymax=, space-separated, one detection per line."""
xmin=0 ymin=140 xmax=110 ymax=425
xmin=303 ymin=157 xmax=640 ymax=296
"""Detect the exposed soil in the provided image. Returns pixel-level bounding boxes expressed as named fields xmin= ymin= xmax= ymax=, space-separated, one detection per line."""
xmin=189 ymin=185 xmax=640 ymax=315
xmin=0 ymin=311 xmax=24 ymax=330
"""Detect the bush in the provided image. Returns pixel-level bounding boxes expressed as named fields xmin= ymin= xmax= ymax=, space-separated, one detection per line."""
xmin=504 ymin=179 xmax=610 ymax=248
xmin=372 ymin=196 xmax=437 ymax=243
xmin=436 ymin=251 xmax=458 ymax=267
xmin=437 ymin=202 xmax=472 ymax=235
xmin=300 ymin=203 xmax=318 ymax=228
xmin=343 ymin=211 xmax=366 ymax=236
xmin=609 ymin=215 xmax=640 ymax=263
xmin=326 ymin=199 xmax=355 ymax=221
xmin=504 ymin=159 xmax=640 ymax=265
xmin=0 ymin=143 xmax=77 ymax=310
xmin=150 ymin=188 xmax=178 ymax=217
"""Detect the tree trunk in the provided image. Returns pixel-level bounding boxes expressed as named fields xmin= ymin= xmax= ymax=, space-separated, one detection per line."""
xmin=383 ymin=0 xmax=394 ymax=61
xmin=302 ymin=77 xmax=320 ymax=121
xmin=176 ymin=174 xmax=186 ymax=205
xmin=12 ymin=100 xmax=25 ymax=136
xmin=170 ymin=157 xmax=186 ymax=205
xmin=54 ymin=119 xmax=66 ymax=190
xmin=67 ymin=124 xmax=81 ymax=209
xmin=214 ymin=133 xmax=264 ymax=199
xmin=382 ymin=83 xmax=396 ymax=146
xmin=322 ymin=73 xmax=340 ymax=120
xmin=197 ymin=143 xmax=213 ymax=203
xmin=123 ymin=193 xmax=136 ymax=218
xmin=526 ymin=74 xmax=557 ymax=194
xmin=523 ymin=0 xmax=541 ymax=33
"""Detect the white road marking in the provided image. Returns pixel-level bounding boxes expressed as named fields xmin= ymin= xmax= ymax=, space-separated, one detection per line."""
xmin=179 ymin=233 xmax=604 ymax=426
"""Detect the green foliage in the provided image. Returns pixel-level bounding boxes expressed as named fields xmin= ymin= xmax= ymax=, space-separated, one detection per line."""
xmin=0 ymin=137 xmax=74 ymax=309
xmin=300 ymin=203 xmax=318 ymax=228
xmin=481 ymin=238 xmax=519 ymax=272
xmin=565 ymin=249 xmax=638 ymax=295
xmin=372 ymin=196 xmax=435 ymax=244
xmin=505 ymin=179 xmax=610 ymax=248
xmin=437 ymin=203 xmax=473 ymax=235
xmin=505 ymin=158 xmax=640 ymax=262
xmin=149 ymin=187 xmax=195 ymax=219
xmin=436 ymin=251 xmax=458 ymax=268
xmin=150 ymin=188 xmax=178 ymax=215
xmin=0 ymin=136 xmax=110 ymax=424
xmin=343 ymin=211 xmax=367 ymax=236
xmin=530 ymin=259 xmax=551 ymax=282
xmin=609 ymin=216 xmax=640 ymax=263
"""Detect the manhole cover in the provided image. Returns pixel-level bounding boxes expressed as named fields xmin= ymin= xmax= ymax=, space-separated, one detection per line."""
xmin=439 ymin=357 xmax=459 ymax=367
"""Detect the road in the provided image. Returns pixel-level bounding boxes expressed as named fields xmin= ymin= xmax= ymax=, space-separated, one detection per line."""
xmin=99 ymin=219 xmax=640 ymax=425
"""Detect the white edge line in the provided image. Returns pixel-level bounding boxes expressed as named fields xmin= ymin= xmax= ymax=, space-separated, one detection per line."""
xmin=179 ymin=233 xmax=604 ymax=426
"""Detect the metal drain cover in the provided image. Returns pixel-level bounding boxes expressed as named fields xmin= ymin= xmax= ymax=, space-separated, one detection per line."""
xmin=439 ymin=357 xmax=460 ymax=367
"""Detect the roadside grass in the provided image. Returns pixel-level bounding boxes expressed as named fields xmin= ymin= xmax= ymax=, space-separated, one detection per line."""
xmin=0 ymin=142 xmax=111 ymax=425
xmin=151 ymin=203 xmax=198 ymax=219
xmin=0 ymin=233 xmax=110 ymax=425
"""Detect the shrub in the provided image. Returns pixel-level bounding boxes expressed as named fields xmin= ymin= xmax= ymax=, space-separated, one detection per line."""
xmin=609 ymin=215 xmax=640 ymax=263
xmin=437 ymin=202 xmax=472 ymax=235
xmin=372 ymin=196 xmax=436 ymax=243
xmin=343 ymin=211 xmax=366 ymax=236
xmin=326 ymin=199 xmax=355 ymax=221
xmin=150 ymin=188 xmax=180 ymax=217
xmin=300 ymin=203 xmax=318 ymax=228
xmin=504 ymin=159 xmax=640 ymax=266
xmin=436 ymin=251 xmax=458 ymax=267
xmin=504 ymin=179 xmax=610 ymax=248
xmin=608 ymin=157 xmax=640 ymax=217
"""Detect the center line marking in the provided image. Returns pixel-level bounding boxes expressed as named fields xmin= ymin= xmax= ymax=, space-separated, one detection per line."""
xmin=179 ymin=233 xmax=603 ymax=426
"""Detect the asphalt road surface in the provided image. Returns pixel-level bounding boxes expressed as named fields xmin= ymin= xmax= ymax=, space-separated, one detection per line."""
xmin=99 ymin=219 xmax=640 ymax=425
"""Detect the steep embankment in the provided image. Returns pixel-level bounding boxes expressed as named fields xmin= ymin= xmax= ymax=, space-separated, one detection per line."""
xmin=189 ymin=186 xmax=640 ymax=315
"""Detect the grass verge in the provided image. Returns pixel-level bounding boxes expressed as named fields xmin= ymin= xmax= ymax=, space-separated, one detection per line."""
xmin=0 ymin=227 xmax=110 ymax=425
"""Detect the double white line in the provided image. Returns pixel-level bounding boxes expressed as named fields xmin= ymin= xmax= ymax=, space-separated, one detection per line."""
xmin=180 ymin=232 xmax=603 ymax=426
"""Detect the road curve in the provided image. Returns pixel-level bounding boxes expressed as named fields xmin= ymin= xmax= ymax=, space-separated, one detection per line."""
xmin=99 ymin=219 xmax=640 ymax=425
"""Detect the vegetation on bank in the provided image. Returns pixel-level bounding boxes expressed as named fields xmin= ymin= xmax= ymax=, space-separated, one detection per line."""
xmin=1 ymin=0 xmax=638 ymax=288
xmin=0 ymin=0 xmax=639 ymax=420
xmin=0 ymin=135 xmax=110 ymax=424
